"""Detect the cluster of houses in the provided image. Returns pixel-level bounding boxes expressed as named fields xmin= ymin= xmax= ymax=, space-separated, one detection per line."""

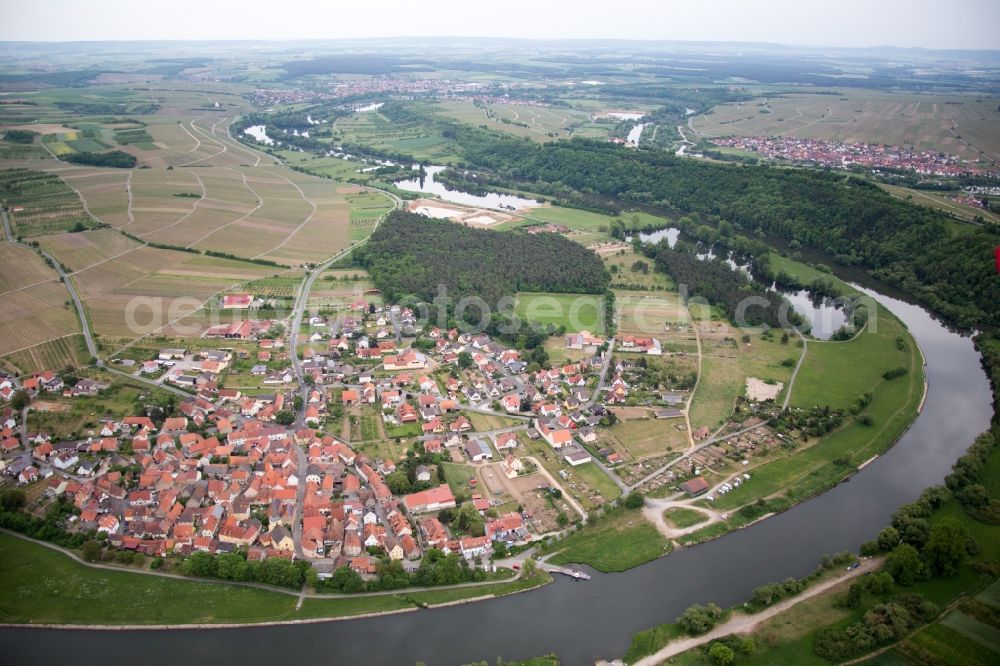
xmin=2 ymin=296 xmax=685 ymax=580
xmin=710 ymin=135 xmax=1000 ymax=179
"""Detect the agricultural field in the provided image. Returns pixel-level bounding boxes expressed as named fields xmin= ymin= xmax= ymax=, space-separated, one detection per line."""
xmin=0 ymin=167 xmax=93 ymax=236
xmin=432 ymin=100 xmax=601 ymax=142
xmin=607 ymin=415 xmax=690 ymax=460
xmin=0 ymin=334 xmax=89 ymax=375
xmin=515 ymin=291 xmax=605 ymax=334
xmin=0 ymin=243 xmax=80 ymax=360
xmin=615 ymin=289 xmax=688 ymax=335
xmin=694 ymin=89 xmax=1000 ymax=161
xmin=688 ymin=327 xmax=798 ymax=432
xmin=333 ymin=110 xmax=459 ymax=163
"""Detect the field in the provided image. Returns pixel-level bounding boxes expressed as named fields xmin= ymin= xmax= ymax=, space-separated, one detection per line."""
xmin=0 ymin=85 xmax=398 ymax=354
xmin=662 ymin=507 xmax=709 ymax=529
xmin=609 ymin=416 xmax=690 ymax=460
xmin=615 ymin=289 xmax=688 ymax=334
xmin=0 ymin=243 xmax=80 ymax=360
xmin=0 ymin=167 xmax=93 ymax=236
xmin=1 ymin=334 xmax=89 ymax=375
xmin=688 ymin=327 xmax=798 ymax=432
xmin=432 ymin=100 xmax=600 ymax=142
xmin=333 ymin=110 xmax=458 ymax=162
xmin=694 ymin=89 xmax=1000 ymax=162
xmin=707 ymin=303 xmax=922 ymax=511
xmin=515 ymin=291 xmax=605 ymax=334
xmin=545 ymin=508 xmax=669 ymax=572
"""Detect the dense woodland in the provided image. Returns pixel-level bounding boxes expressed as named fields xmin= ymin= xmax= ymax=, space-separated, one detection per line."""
xmin=62 ymin=150 xmax=136 ymax=168
xmin=446 ymin=131 xmax=1000 ymax=329
xmin=354 ymin=209 xmax=608 ymax=314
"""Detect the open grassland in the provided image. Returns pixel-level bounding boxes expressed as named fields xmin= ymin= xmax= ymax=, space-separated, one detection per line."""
xmin=609 ymin=416 xmax=689 ymax=460
xmin=708 ymin=305 xmax=921 ymax=511
xmin=606 ymin=248 xmax=677 ymax=291
xmin=515 ymin=292 xmax=605 ymax=334
xmin=694 ymin=89 xmax=1000 ymax=161
xmin=663 ymin=507 xmax=709 ymax=528
xmin=545 ymin=508 xmax=669 ymax=572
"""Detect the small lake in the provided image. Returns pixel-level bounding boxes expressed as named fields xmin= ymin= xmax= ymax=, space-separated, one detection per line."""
xmin=395 ymin=165 xmax=541 ymax=211
xmin=243 ymin=125 xmax=273 ymax=145
xmin=626 ymin=227 xmax=680 ymax=247
xmin=604 ymin=112 xmax=645 ymax=121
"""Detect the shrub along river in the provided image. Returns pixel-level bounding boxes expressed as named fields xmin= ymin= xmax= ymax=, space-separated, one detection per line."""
xmin=3 ymin=276 xmax=992 ymax=665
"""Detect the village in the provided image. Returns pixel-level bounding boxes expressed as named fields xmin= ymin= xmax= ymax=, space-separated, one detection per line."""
xmin=710 ymin=134 xmax=1000 ymax=179
xmin=0 ymin=286 xmax=750 ymax=586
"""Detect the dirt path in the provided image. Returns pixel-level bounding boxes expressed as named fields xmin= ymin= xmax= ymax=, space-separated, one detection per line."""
xmin=632 ymin=557 xmax=883 ymax=665
xmin=641 ymin=497 xmax=723 ymax=540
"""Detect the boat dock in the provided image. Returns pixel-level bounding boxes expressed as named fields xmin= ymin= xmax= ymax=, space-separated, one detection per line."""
xmin=548 ymin=566 xmax=592 ymax=581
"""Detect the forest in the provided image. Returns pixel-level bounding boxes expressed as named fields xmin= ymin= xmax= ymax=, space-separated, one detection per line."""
xmin=354 ymin=210 xmax=609 ymax=309
xmin=446 ymin=131 xmax=1000 ymax=329
xmin=63 ymin=150 xmax=137 ymax=168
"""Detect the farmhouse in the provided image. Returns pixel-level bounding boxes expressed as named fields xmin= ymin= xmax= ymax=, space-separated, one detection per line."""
xmin=565 ymin=330 xmax=605 ymax=349
xmin=221 ymin=293 xmax=253 ymax=310
xmin=680 ymin=476 xmax=710 ymax=497
xmin=618 ymin=335 xmax=662 ymax=355
xmin=402 ymin=484 xmax=456 ymax=514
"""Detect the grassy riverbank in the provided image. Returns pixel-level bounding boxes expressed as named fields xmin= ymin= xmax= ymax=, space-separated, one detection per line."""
xmin=682 ymin=256 xmax=925 ymax=529
xmin=0 ymin=532 xmax=550 ymax=626
xmin=543 ymin=507 xmax=670 ymax=572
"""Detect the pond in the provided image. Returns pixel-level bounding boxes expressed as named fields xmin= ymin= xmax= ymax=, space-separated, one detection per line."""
xmin=395 ymin=165 xmax=541 ymax=211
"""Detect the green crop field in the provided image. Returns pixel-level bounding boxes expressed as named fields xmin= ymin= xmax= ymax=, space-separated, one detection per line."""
xmin=515 ymin=292 xmax=605 ymax=333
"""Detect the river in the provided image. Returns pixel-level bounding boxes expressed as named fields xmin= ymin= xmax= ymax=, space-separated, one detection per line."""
xmin=2 ymin=280 xmax=991 ymax=665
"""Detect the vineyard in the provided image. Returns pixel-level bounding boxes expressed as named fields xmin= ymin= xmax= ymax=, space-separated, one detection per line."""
xmin=38 ymin=228 xmax=144 ymax=273
xmin=0 ymin=168 xmax=92 ymax=236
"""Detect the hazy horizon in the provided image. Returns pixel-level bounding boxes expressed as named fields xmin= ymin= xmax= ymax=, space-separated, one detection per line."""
xmin=1 ymin=0 xmax=998 ymax=51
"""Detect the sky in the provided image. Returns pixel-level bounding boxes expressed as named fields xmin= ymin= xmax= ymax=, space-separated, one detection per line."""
xmin=1 ymin=0 xmax=998 ymax=50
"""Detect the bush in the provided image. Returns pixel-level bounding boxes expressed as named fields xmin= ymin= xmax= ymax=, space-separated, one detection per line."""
xmin=624 ymin=491 xmax=645 ymax=509
xmin=677 ymin=603 xmax=723 ymax=635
